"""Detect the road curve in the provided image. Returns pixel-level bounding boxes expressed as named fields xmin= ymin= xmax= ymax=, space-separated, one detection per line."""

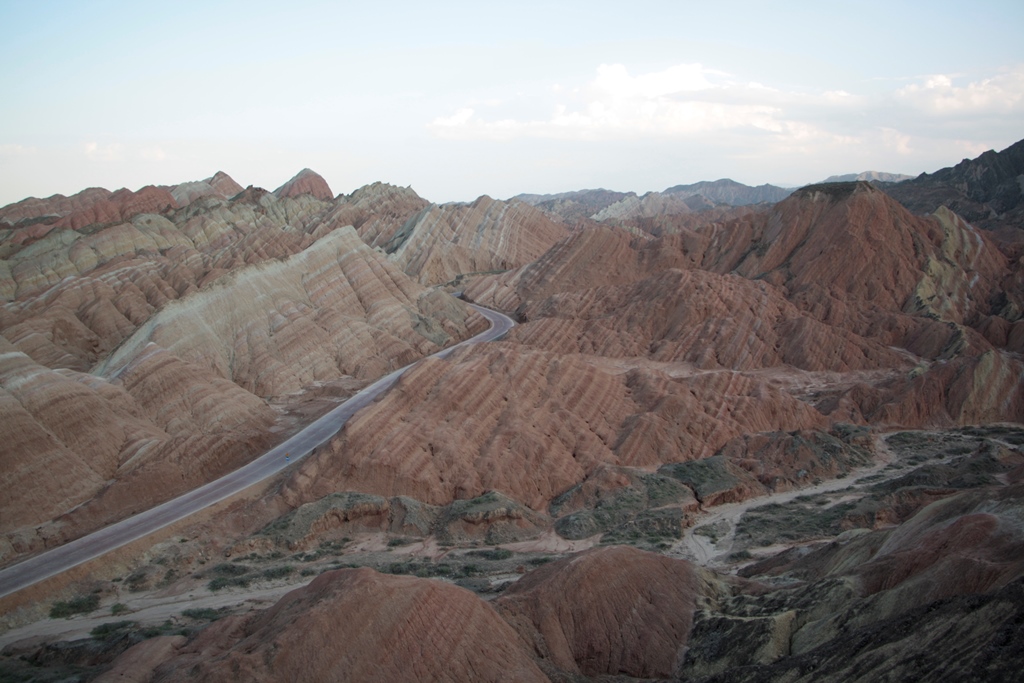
xmin=0 ymin=303 xmax=515 ymax=599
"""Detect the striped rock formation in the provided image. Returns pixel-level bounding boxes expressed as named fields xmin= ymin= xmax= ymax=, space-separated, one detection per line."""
xmin=280 ymin=342 xmax=826 ymax=512
xmin=387 ymin=195 xmax=570 ymax=286
xmin=0 ymin=174 xmax=484 ymax=561
xmin=149 ymin=568 xmax=548 ymax=683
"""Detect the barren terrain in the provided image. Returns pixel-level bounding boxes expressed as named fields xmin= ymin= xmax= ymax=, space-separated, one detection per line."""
xmin=2 ymin=147 xmax=1023 ymax=681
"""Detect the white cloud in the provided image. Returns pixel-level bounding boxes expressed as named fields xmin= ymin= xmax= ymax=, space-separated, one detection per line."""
xmin=431 ymin=63 xmax=1024 ymax=145
xmin=894 ymin=66 xmax=1024 ymax=114
xmin=879 ymin=128 xmax=913 ymax=155
xmin=590 ymin=63 xmax=718 ymax=99
xmin=84 ymin=141 xmax=124 ymax=161
xmin=140 ymin=146 xmax=167 ymax=161
xmin=425 ymin=62 xmax=1024 ymax=185
xmin=432 ymin=107 xmax=476 ymax=128
xmin=0 ymin=144 xmax=36 ymax=157
xmin=428 ymin=63 xmax=863 ymax=145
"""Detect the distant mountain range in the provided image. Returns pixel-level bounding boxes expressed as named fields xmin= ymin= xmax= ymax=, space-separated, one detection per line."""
xmin=515 ymin=179 xmax=793 ymax=224
xmin=515 ymin=174 xmax=921 ymax=225
xmin=821 ymin=171 xmax=915 ymax=184
xmin=882 ymin=139 xmax=1024 ymax=234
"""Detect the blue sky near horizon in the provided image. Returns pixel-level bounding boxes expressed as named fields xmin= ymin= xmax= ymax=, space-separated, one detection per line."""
xmin=1 ymin=0 xmax=1022 ymax=206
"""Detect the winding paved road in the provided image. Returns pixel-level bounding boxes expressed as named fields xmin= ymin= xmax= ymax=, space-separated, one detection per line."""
xmin=0 ymin=303 xmax=514 ymax=599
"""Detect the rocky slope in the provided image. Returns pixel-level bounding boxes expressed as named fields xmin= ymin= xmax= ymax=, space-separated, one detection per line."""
xmin=467 ymin=183 xmax=1024 ymax=429
xmin=0 ymin=171 xmax=485 ymax=562
xmin=266 ymin=179 xmax=1023 ymax=557
xmin=884 ymin=138 xmax=1024 ymax=235
xmin=513 ymin=188 xmax=634 ymax=224
xmin=278 ymin=342 xmax=828 ymax=514
xmin=272 ymin=168 xmax=334 ymax=202
xmin=148 ymin=568 xmax=548 ymax=682
xmin=590 ymin=191 xmax=712 ymax=222
xmin=321 ymin=181 xmax=431 ymax=248
xmin=65 ymin=439 xmax=1024 ymax=681
xmin=386 ymin=195 xmax=570 ymax=286
xmin=2 ymin=151 xmax=1023 ymax=682
xmin=166 ymin=171 xmax=245 ymax=207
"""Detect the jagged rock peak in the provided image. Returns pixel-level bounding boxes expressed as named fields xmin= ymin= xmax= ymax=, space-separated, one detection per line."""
xmin=273 ymin=168 xmax=334 ymax=201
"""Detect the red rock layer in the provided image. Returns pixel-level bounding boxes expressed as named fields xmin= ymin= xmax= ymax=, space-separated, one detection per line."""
xmin=514 ymin=267 xmax=910 ymax=373
xmin=272 ymin=168 xmax=334 ymax=201
xmin=0 ymin=341 xmax=277 ymax=551
xmin=854 ymin=483 xmax=1024 ymax=600
xmin=150 ymin=568 xmax=548 ymax=683
xmin=0 ymin=184 xmax=484 ymax=558
xmin=0 ymin=186 xmax=179 ymax=252
xmin=496 ymin=546 xmax=717 ymax=678
xmin=280 ymin=343 xmax=825 ymax=512
xmin=467 ymin=186 xmax=1023 ymax=428
xmin=0 ymin=187 xmax=114 ymax=226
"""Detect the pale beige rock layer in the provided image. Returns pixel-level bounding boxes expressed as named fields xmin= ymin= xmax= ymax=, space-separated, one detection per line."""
xmin=97 ymin=226 xmax=478 ymax=397
xmin=390 ymin=195 xmax=570 ymax=285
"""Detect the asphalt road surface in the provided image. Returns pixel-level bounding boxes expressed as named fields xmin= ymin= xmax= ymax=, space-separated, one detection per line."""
xmin=0 ymin=303 xmax=515 ymax=599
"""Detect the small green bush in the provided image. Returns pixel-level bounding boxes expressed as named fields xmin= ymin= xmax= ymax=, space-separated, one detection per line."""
xmin=182 ymin=608 xmax=221 ymax=621
xmin=208 ymin=575 xmax=252 ymax=591
xmin=468 ymin=548 xmax=513 ymax=561
xmin=111 ymin=603 xmax=129 ymax=615
xmin=209 ymin=563 xmax=250 ymax=577
xmin=261 ymin=565 xmax=295 ymax=580
xmin=50 ymin=594 xmax=101 ymax=618
xmin=387 ymin=537 xmax=414 ymax=547
xmin=90 ymin=620 xmax=135 ymax=637
xmin=125 ymin=570 xmax=149 ymax=592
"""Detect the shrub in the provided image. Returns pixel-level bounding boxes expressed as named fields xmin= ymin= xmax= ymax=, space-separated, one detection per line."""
xmin=468 ymin=548 xmax=513 ymax=561
xmin=182 ymin=608 xmax=221 ymax=621
xmin=111 ymin=603 xmax=129 ymax=615
xmin=208 ymin=575 xmax=252 ymax=591
xmin=125 ymin=570 xmax=149 ymax=592
xmin=261 ymin=565 xmax=295 ymax=580
xmin=209 ymin=563 xmax=251 ymax=577
xmin=50 ymin=594 xmax=101 ymax=618
xmin=90 ymin=620 xmax=135 ymax=637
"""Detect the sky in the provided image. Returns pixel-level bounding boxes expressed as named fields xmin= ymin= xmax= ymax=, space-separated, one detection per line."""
xmin=1 ymin=0 xmax=1022 ymax=206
